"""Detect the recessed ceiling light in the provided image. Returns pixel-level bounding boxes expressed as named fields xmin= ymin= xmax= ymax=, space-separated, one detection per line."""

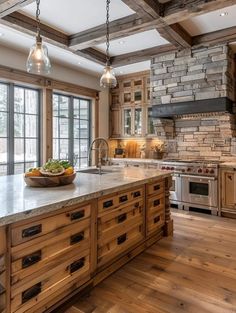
xmin=118 ymin=40 xmax=125 ymax=45
xmin=77 ymin=61 xmax=81 ymax=65
xmin=220 ymin=12 xmax=228 ymax=17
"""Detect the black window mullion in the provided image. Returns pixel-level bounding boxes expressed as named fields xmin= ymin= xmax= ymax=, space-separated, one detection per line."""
xmin=8 ymin=83 xmax=14 ymax=175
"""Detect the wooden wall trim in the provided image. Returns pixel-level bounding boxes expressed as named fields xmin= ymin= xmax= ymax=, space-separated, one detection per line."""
xmin=0 ymin=65 xmax=99 ymax=98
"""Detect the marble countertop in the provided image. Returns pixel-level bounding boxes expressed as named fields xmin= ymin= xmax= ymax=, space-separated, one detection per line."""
xmin=0 ymin=167 xmax=171 ymax=226
xmin=219 ymin=162 xmax=236 ymax=168
xmin=111 ymin=158 xmax=163 ymax=164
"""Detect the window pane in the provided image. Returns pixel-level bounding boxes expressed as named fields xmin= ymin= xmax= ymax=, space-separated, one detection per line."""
xmin=53 ymin=139 xmax=59 ymax=159
xmin=0 ymin=138 xmax=7 ymax=163
xmin=14 ymin=113 xmax=24 ymax=137
xmin=59 ymin=96 xmax=69 ymax=117
xmin=53 ymin=95 xmax=59 ymax=116
xmin=80 ymin=120 xmax=89 ymax=138
xmin=74 ymin=119 xmax=80 ymax=138
xmin=25 ymin=89 xmax=38 ymax=114
xmin=80 ymin=158 xmax=88 ymax=168
xmin=74 ymin=99 xmax=80 ymax=118
xmin=25 ymin=115 xmax=37 ymax=137
xmin=59 ymin=139 xmax=69 ymax=159
xmin=80 ymin=139 xmax=88 ymax=158
xmin=14 ymin=138 xmax=24 ymax=162
xmin=25 ymin=162 xmax=37 ymax=171
xmin=0 ymin=165 xmax=7 ymax=176
xmin=14 ymin=163 xmax=24 ymax=174
xmin=0 ymin=112 xmax=7 ymax=137
xmin=14 ymin=87 xmax=24 ymax=113
xmin=0 ymin=84 xmax=8 ymax=111
xmin=25 ymin=139 xmax=37 ymax=161
xmin=60 ymin=119 xmax=69 ymax=138
xmin=53 ymin=117 xmax=59 ymax=137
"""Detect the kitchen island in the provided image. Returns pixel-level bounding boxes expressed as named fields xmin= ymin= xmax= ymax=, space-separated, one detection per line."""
xmin=0 ymin=167 xmax=173 ymax=313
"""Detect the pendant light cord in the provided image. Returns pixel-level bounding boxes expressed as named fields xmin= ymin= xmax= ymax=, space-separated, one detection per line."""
xmin=105 ymin=0 xmax=110 ymax=66
xmin=36 ymin=0 xmax=41 ymax=38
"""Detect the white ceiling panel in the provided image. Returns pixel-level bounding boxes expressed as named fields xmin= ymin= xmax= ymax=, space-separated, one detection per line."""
xmin=114 ymin=61 xmax=150 ymax=75
xmin=20 ymin=0 xmax=135 ymax=35
xmin=95 ymin=29 xmax=169 ymax=56
xmin=180 ymin=4 xmax=236 ymax=36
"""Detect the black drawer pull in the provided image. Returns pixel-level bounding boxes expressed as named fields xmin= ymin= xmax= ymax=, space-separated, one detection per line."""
xmin=154 ymin=199 xmax=160 ymax=207
xmin=133 ymin=191 xmax=141 ymax=198
xmin=154 ymin=216 xmax=160 ymax=224
xmin=119 ymin=195 xmax=128 ymax=203
xmin=69 ymin=257 xmax=85 ymax=274
xmin=22 ymin=251 xmax=41 ymax=269
xmin=117 ymin=234 xmax=127 ymax=245
xmin=22 ymin=283 xmax=41 ymax=304
xmin=69 ymin=210 xmax=85 ymax=221
xmin=22 ymin=224 xmax=42 ymax=238
xmin=134 ymin=202 xmax=139 ymax=208
xmin=117 ymin=213 xmax=127 ymax=223
xmin=103 ymin=200 xmax=113 ymax=208
xmin=154 ymin=185 xmax=160 ymax=191
xmin=70 ymin=232 xmax=84 ymax=245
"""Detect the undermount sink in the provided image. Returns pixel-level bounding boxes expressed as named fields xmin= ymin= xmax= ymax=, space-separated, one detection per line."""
xmin=78 ymin=168 xmax=120 ymax=175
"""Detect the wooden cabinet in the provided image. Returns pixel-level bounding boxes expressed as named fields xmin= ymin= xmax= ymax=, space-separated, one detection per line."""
xmin=0 ymin=226 xmax=6 ymax=313
xmin=221 ymin=168 xmax=236 ymax=214
xmin=110 ymin=71 xmax=152 ymax=138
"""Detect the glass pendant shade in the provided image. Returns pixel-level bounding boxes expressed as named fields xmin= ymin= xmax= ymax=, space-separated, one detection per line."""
xmin=100 ymin=65 xmax=117 ymax=88
xmin=26 ymin=37 xmax=51 ymax=75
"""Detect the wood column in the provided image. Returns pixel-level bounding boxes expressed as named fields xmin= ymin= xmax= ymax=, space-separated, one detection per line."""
xmin=164 ymin=176 xmax=173 ymax=236
xmin=42 ymin=88 xmax=53 ymax=164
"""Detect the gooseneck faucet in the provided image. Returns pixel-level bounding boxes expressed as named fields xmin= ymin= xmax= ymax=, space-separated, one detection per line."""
xmin=88 ymin=138 xmax=109 ymax=174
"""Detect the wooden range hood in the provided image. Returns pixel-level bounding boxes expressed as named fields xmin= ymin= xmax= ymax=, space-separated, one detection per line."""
xmin=152 ymin=97 xmax=233 ymax=118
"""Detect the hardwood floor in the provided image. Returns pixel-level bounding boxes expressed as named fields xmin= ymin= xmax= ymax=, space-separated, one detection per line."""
xmin=64 ymin=210 xmax=236 ymax=313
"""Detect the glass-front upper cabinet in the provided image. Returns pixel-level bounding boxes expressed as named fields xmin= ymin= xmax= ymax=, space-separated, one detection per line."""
xmin=147 ymin=107 xmax=155 ymax=135
xmin=123 ymin=108 xmax=132 ymax=136
xmin=134 ymin=108 xmax=142 ymax=135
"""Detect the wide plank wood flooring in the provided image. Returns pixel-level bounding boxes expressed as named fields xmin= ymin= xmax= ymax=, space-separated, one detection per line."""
xmin=64 ymin=210 xmax=236 ymax=313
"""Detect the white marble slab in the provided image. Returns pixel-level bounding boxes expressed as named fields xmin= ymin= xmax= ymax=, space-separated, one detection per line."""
xmin=0 ymin=167 xmax=171 ymax=226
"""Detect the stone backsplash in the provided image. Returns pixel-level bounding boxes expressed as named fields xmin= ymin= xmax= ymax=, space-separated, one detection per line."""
xmin=151 ymin=44 xmax=235 ymax=105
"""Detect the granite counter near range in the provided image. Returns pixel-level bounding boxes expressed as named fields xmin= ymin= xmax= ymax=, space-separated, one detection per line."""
xmin=0 ymin=166 xmax=173 ymax=313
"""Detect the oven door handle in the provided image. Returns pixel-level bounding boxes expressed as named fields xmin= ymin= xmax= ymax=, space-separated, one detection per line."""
xmin=181 ymin=175 xmax=216 ymax=181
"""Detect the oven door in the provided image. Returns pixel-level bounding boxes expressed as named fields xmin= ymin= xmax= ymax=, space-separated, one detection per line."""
xmin=181 ymin=175 xmax=217 ymax=207
xmin=169 ymin=174 xmax=182 ymax=202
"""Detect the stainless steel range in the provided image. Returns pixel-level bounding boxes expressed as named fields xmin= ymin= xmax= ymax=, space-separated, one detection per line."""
xmin=159 ymin=159 xmax=220 ymax=215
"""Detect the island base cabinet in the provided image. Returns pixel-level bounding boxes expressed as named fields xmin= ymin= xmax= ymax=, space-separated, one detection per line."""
xmin=0 ymin=226 xmax=6 ymax=313
xmin=221 ymin=169 xmax=236 ymax=216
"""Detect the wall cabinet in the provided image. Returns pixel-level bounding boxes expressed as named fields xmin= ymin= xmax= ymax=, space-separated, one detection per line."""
xmin=221 ymin=168 xmax=236 ymax=213
xmin=110 ymin=71 xmax=152 ymax=138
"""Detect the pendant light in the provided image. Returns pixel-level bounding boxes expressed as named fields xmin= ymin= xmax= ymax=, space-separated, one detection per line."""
xmin=26 ymin=0 xmax=51 ymax=74
xmin=100 ymin=0 xmax=117 ymax=88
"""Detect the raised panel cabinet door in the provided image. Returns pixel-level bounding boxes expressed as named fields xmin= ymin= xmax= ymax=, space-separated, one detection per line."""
xmin=223 ymin=171 xmax=236 ymax=208
xmin=110 ymin=108 xmax=121 ymax=138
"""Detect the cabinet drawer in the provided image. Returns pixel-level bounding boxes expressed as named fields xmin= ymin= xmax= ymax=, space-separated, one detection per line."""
xmin=147 ymin=180 xmax=164 ymax=196
xmin=98 ymin=200 xmax=143 ymax=239
xmin=147 ymin=194 xmax=165 ymax=214
xmin=147 ymin=208 xmax=165 ymax=235
xmin=11 ymin=219 xmax=90 ymax=285
xmin=0 ymin=292 xmax=6 ymax=313
xmin=98 ymin=187 xmax=144 ymax=215
xmin=11 ymin=204 xmax=91 ymax=246
xmin=98 ymin=224 xmax=144 ymax=266
xmin=11 ymin=249 xmax=90 ymax=313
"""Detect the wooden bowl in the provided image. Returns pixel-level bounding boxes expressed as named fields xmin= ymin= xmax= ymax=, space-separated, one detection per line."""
xmin=24 ymin=172 xmax=76 ymax=187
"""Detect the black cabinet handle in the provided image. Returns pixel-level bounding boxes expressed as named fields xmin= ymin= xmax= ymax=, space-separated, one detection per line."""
xmin=103 ymin=200 xmax=113 ymax=209
xmin=133 ymin=191 xmax=141 ymax=198
xmin=154 ymin=216 xmax=160 ymax=224
xmin=22 ymin=224 xmax=42 ymax=238
xmin=134 ymin=202 xmax=139 ymax=208
xmin=119 ymin=195 xmax=128 ymax=203
xmin=22 ymin=283 xmax=41 ymax=304
xmin=70 ymin=232 xmax=84 ymax=245
xmin=117 ymin=234 xmax=127 ymax=245
xmin=117 ymin=213 xmax=127 ymax=224
xmin=154 ymin=184 xmax=160 ymax=191
xmin=22 ymin=251 xmax=41 ymax=269
xmin=68 ymin=257 xmax=85 ymax=274
xmin=69 ymin=210 xmax=85 ymax=221
xmin=154 ymin=199 xmax=160 ymax=207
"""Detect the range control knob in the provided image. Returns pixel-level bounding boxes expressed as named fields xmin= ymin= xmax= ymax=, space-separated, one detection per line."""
xmin=187 ymin=167 xmax=191 ymax=172
xmin=205 ymin=169 xmax=209 ymax=174
xmin=166 ymin=167 xmax=170 ymax=170
xmin=161 ymin=166 xmax=166 ymax=170
xmin=182 ymin=169 xmax=185 ymax=173
xmin=198 ymin=168 xmax=202 ymax=173
xmin=171 ymin=167 xmax=174 ymax=170
xmin=210 ymin=169 xmax=215 ymax=174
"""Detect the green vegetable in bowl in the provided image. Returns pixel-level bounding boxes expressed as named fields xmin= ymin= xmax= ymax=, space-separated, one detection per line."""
xmin=40 ymin=159 xmax=65 ymax=176
xmin=59 ymin=160 xmax=72 ymax=169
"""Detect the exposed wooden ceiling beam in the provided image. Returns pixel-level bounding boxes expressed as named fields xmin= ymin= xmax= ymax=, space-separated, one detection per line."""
xmin=111 ymin=44 xmax=177 ymax=67
xmin=69 ymin=14 xmax=158 ymax=50
xmin=163 ymin=0 xmax=236 ymax=24
xmin=0 ymin=0 xmax=35 ymax=18
xmin=75 ymin=48 xmax=107 ymax=66
xmin=193 ymin=25 xmax=236 ymax=47
xmin=121 ymin=0 xmax=164 ymax=19
xmin=1 ymin=12 xmax=69 ymax=47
